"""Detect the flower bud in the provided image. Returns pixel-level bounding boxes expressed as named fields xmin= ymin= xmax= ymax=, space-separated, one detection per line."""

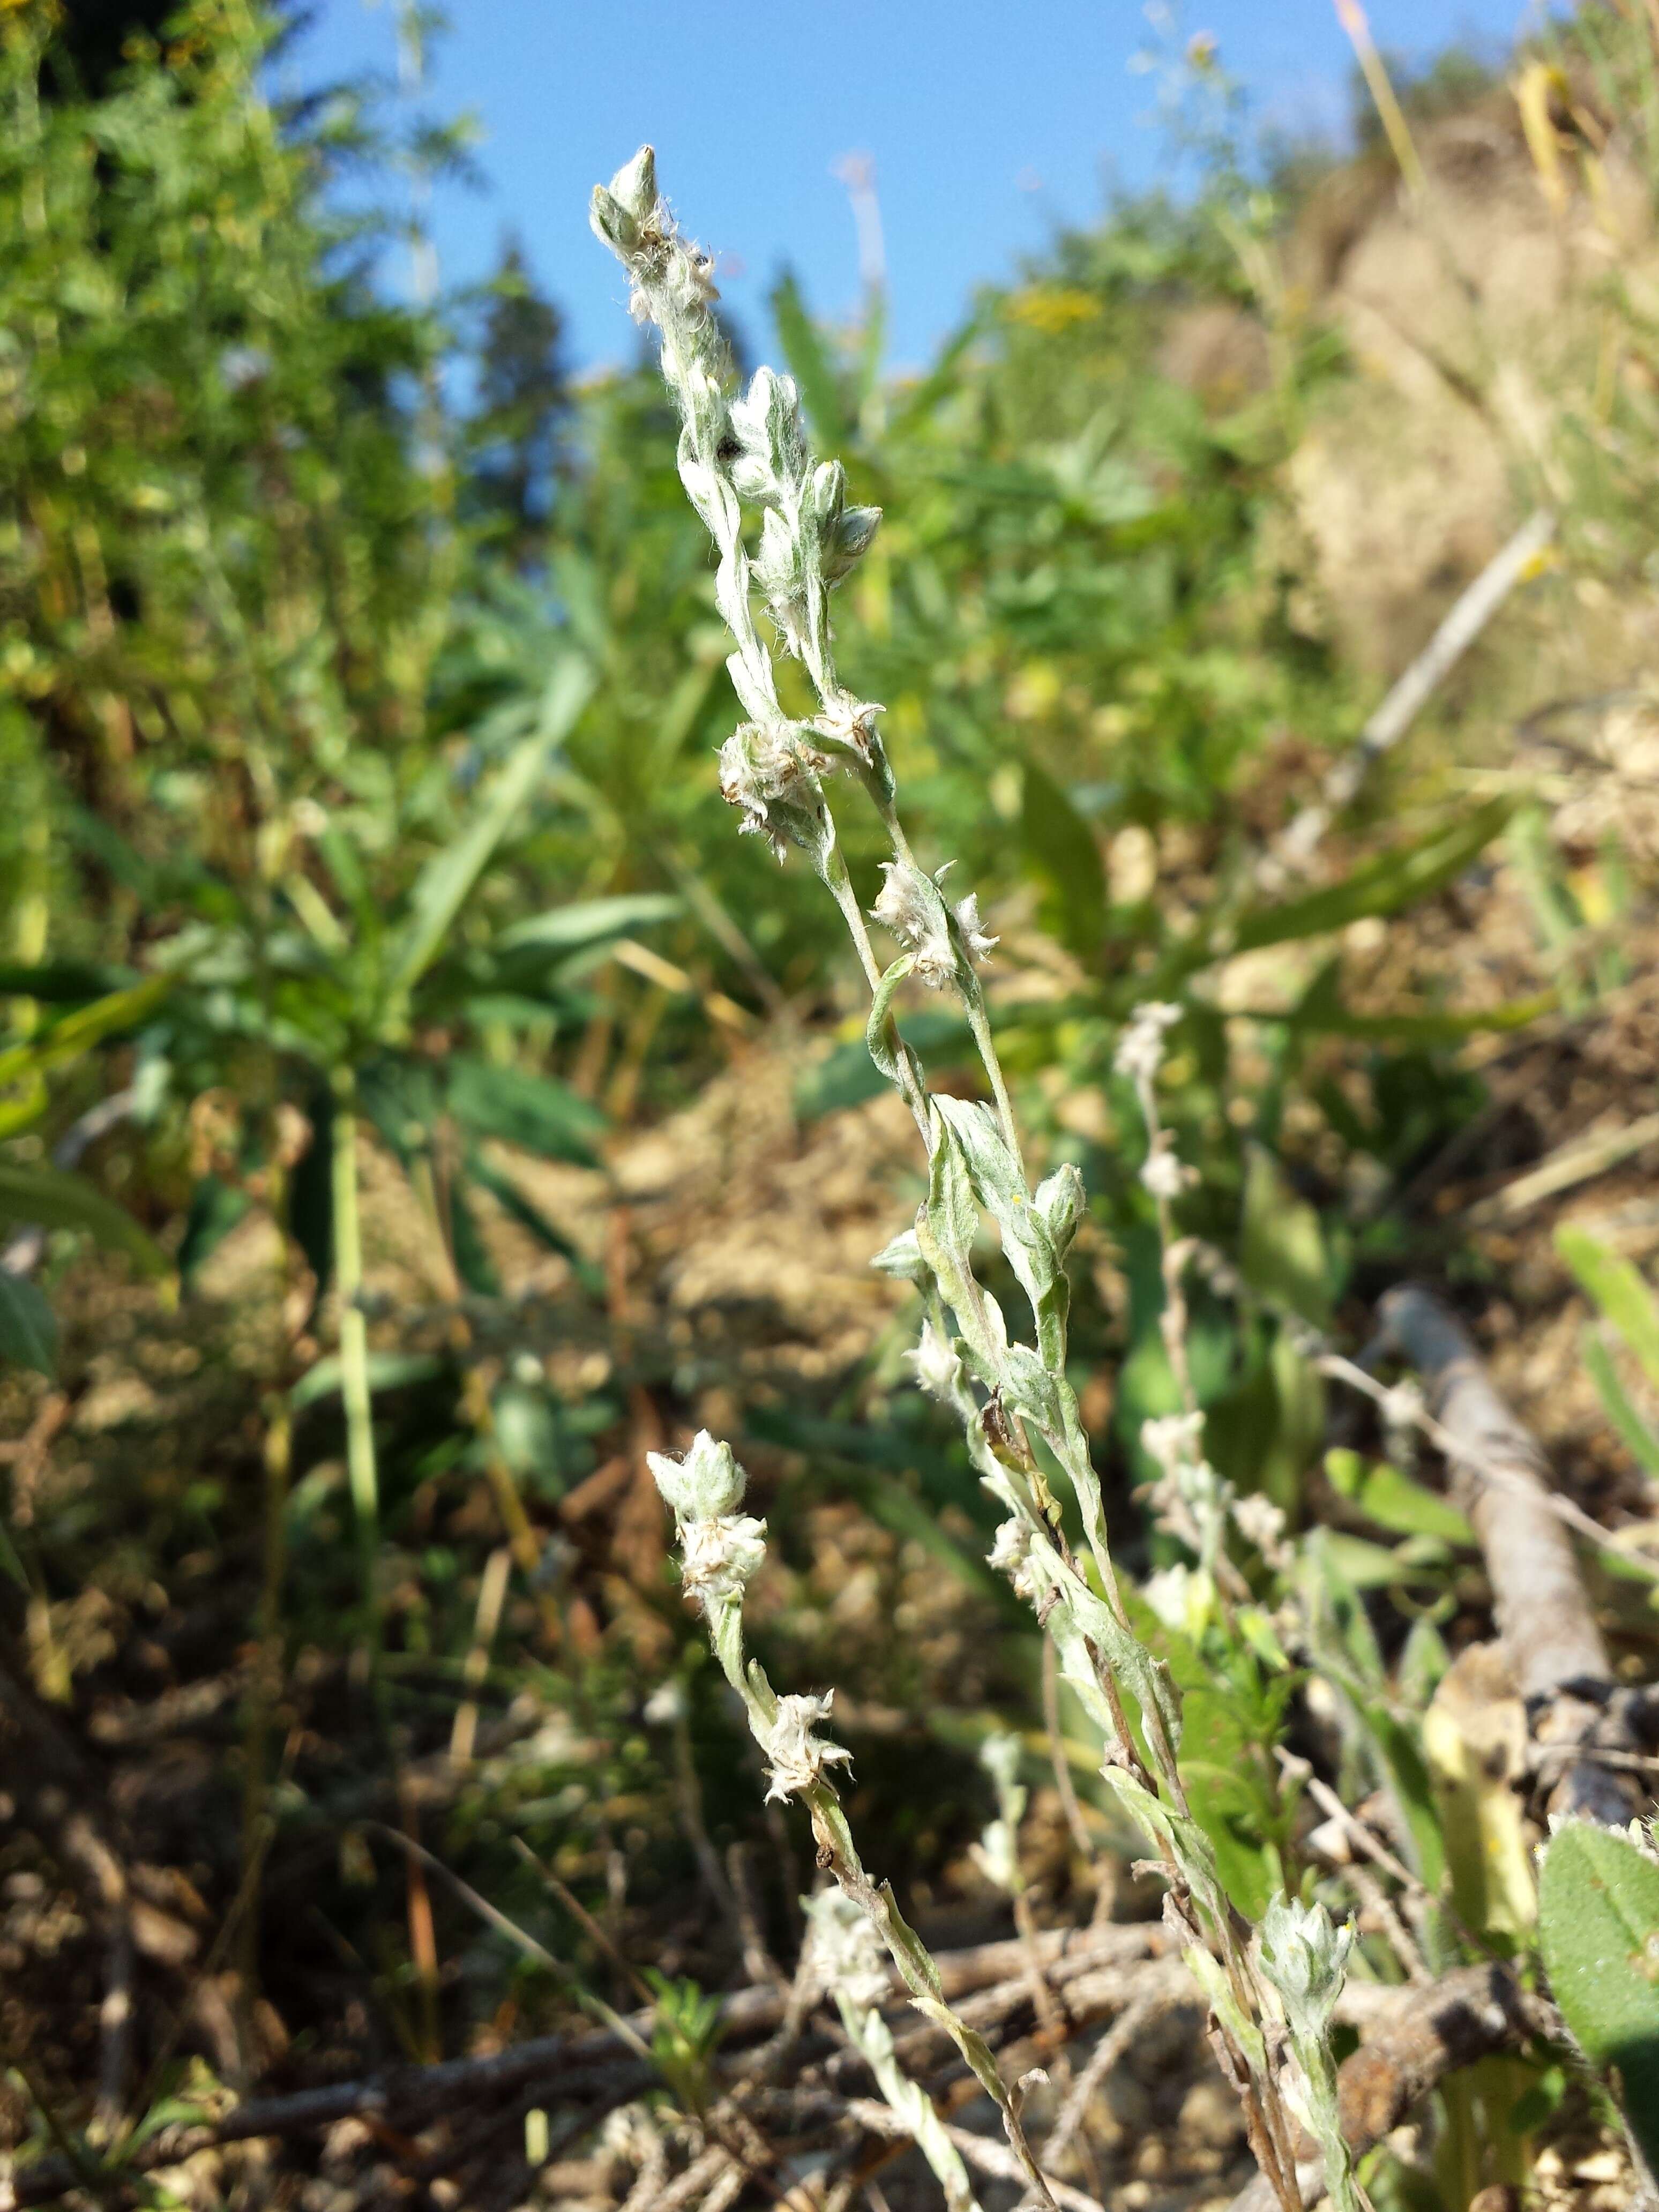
xmin=607 ymin=144 xmax=658 ymax=224
xmin=805 ymin=458 xmax=847 ymax=532
xmin=647 ymin=1430 xmax=748 ymax=1523
xmin=823 ymin=502 xmax=882 ymax=581
xmin=870 ymin=1224 xmax=925 ymax=1280
xmin=1259 ymin=1893 xmax=1355 ymax=2046
xmin=1034 ymin=1163 xmax=1085 ymax=1258
xmin=906 ymin=1318 xmax=963 ymax=1403
xmin=731 ymin=366 xmax=804 ymax=488
xmin=588 ymin=184 xmax=638 ymax=257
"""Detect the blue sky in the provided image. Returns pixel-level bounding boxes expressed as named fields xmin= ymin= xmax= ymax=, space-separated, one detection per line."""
xmin=279 ymin=2 xmax=1552 ymax=376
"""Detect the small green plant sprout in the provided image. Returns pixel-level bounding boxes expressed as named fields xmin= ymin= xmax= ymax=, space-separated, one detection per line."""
xmin=804 ymin=1888 xmax=983 ymax=2212
xmin=599 ymin=146 xmax=1307 ymax=2209
xmin=1538 ymin=1816 xmax=1659 ymax=2183
xmin=1258 ymin=1893 xmax=1360 ymax=2212
xmin=643 ymin=1967 xmax=726 ymax=2116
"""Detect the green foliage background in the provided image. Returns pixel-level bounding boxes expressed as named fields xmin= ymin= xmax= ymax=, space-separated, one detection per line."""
xmin=3 ymin=1 xmax=1659 ymax=2197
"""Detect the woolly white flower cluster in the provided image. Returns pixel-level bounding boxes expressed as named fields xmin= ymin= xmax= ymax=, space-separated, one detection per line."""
xmin=594 ymin=148 xmax=898 ymax=882
xmin=1140 ymin=1144 xmax=1189 ymax=1201
xmin=1114 ymin=1000 xmax=1182 ymax=1087
xmin=1230 ymin=1490 xmax=1291 ymax=1571
xmin=1141 ymin=1411 xmax=1205 ymax=1479
xmin=872 ymin=857 xmax=997 ymax=990
xmin=647 ymin=1430 xmax=768 ymax=1615
xmin=907 ymin=1318 xmax=963 ymax=1402
xmin=716 ymin=721 xmax=831 ymax=861
xmin=761 ymin=1689 xmax=853 ymax=1803
xmin=1141 ymin=1411 xmax=1232 ymax=1566
xmin=988 ymin=1517 xmax=1038 ymax=1603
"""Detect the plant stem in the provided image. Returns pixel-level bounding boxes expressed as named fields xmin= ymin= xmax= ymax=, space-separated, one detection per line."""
xmin=460 ymin=1364 xmax=564 ymax=1652
xmin=330 ymin=1066 xmax=380 ymax=1647
xmin=238 ymin=1386 xmax=291 ymax=1984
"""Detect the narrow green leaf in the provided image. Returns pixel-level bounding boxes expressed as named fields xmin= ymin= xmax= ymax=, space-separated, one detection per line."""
xmin=1230 ymin=797 xmax=1514 ymax=955
xmin=1582 ymin=1325 xmax=1659 ymax=1478
xmin=0 ymin=1164 xmax=170 ymax=1278
xmin=0 ymin=961 xmax=140 ymax=1003
xmin=1021 ymin=761 xmax=1107 ymax=960
xmin=465 ymin=1151 xmax=606 ymax=1296
xmin=1320 ymin=1530 xmax=1445 ymax=1587
xmin=1540 ymin=1821 xmax=1659 ymax=2174
xmin=387 ymin=656 xmax=594 ymax=1005
xmin=291 ymin=1350 xmax=444 ymax=1413
xmin=865 ymin=952 xmax=917 ymax=1089
xmin=495 ymin=893 xmax=681 ymax=955
xmin=769 ymin=268 xmax=851 ymax=445
xmin=1240 ymin=1146 xmax=1331 ymax=1328
xmin=1325 ymin=1449 xmax=1476 ymax=1545
xmin=450 ymin=1184 xmax=502 ymax=1298
xmin=795 ymin=1007 xmax=972 ymax=1119
xmin=446 ymin=1058 xmax=606 ymax=1165
xmin=0 ymin=976 xmax=171 ymax=1088
xmin=1272 ymin=959 xmax=1553 ymax=1046
xmin=1557 ymin=1225 xmax=1659 ymax=1396
xmin=0 ymin=1272 xmax=57 ymax=1377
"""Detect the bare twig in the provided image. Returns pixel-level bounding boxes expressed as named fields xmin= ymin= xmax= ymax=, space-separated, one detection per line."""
xmin=1377 ymin=1284 xmax=1638 ymax=1822
xmin=0 ymin=1924 xmax=1168 ymax=2207
xmin=1043 ymin=1989 xmax=1170 ymax=2172
xmin=845 ymin=2102 xmax=1105 ymax=2212
xmin=726 ymin=1841 xmax=787 ymax=1992
xmin=1462 ymin=1109 xmax=1659 ymax=1224
xmin=1271 ymin=510 xmax=1555 ymax=876
xmin=89 ymin=1904 xmax=134 ymax=2146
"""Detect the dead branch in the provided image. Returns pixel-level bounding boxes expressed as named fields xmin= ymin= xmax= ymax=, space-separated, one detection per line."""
xmin=1225 ymin=1963 xmax=1552 ymax=2212
xmin=0 ymin=1923 xmax=1170 ymax=2208
xmin=0 ymin=2058 xmax=654 ymax=2210
xmin=845 ymin=2099 xmax=1105 ymax=2212
xmin=1272 ymin=509 xmax=1555 ymax=876
xmin=1378 ymin=1283 xmax=1638 ymax=1822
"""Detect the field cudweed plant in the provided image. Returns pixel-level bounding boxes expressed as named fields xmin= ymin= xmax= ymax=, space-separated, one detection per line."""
xmin=592 ymin=145 xmax=1351 ymax=2212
